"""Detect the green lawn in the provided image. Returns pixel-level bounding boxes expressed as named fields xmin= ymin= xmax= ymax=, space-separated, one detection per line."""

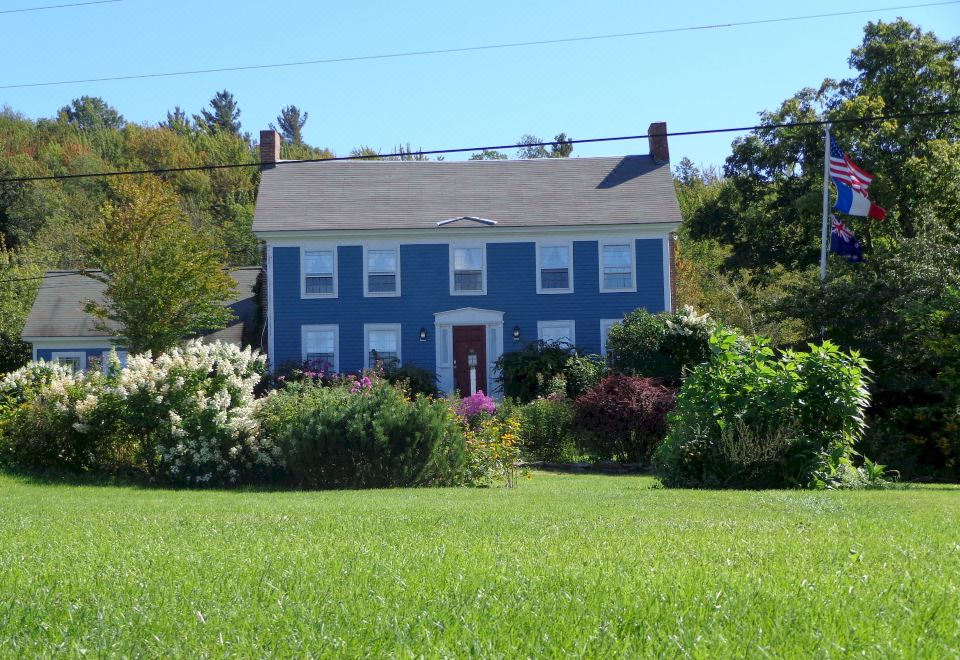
xmin=0 ymin=473 xmax=958 ymax=657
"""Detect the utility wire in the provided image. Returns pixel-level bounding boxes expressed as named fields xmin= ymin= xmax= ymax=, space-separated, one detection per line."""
xmin=1 ymin=1 xmax=957 ymax=89
xmin=1 ymin=108 xmax=958 ymax=286
xmin=0 ymin=0 xmax=121 ymax=15
xmin=0 ymin=109 xmax=956 ymax=185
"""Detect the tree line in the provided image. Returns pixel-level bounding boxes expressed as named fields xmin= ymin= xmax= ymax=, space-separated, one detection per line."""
xmin=674 ymin=19 xmax=960 ymax=480
xmin=0 ymin=89 xmax=573 ymax=370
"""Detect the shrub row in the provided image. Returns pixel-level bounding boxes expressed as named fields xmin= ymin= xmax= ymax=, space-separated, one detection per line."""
xmin=0 ymin=342 xmax=516 ymax=489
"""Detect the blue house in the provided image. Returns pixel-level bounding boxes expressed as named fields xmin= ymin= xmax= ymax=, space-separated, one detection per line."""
xmin=21 ymin=268 xmax=261 ymax=371
xmin=254 ymin=123 xmax=682 ymax=396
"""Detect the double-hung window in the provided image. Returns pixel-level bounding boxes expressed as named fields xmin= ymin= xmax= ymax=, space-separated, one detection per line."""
xmin=538 ymin=320 xmax=575 ymax=346
xmin=51 ymin=351 xmax=85 ymax=372
xmin=537 ymin=242 xmax=573 ymax=293
xmin=302 ymin=325 xmax=339 ymax=372
xmin=303 ymin=248 xmax=336 ymax=297
xmin=599 ymin=241 xmax=635 ymax=292
xmin=451 ymin=245 xmax=485 ymax=294
xmin=365 ymin=246 xmax=399 ymax=296
xmin=365 ymin=324 xmax=401 ymax=369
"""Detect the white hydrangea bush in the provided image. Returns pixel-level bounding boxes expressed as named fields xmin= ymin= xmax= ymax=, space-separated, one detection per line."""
xmin=0 ymin=360 xmax=75 ymax=411
xmin=665 ymin=305 xmax=716 ymax=337
xmin=0 ymin=360 xmax=121 ymax=470
xmin=117 ymin=340 xmax=279 ymax=485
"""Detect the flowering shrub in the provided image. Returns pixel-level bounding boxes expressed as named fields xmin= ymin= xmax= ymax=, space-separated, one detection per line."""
xmin=458 ymin=390 xmax=496 ymax=419
xmin=258 ymin=374 xmax=468 ymax=489
xmin=463 ymin=409 xmax=523 ymax=487
xmin=117 ymin=340 xmax=275 ymax=485
xmin=573 ymin=374 xmax=677 ymax=463
xmin=0 ymin=362 xmax=131 ymax=472
xmin=607 ymin=306 xmax=716 ymax=385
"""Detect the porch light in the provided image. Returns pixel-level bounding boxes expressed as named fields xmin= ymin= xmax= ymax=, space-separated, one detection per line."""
xmin=419 ymin=327 xmax=428 ymax=342
xmin=512 ymin=325 xmax=521 ymax=342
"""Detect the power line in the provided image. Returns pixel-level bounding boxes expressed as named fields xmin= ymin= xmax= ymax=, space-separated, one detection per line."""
xmin=0 ymin=109 xmax=956 ymax=185
xmin=1 ymin=1 xmax=956 ymax=89
xmin=0 ymin=0 xmax=121 ymax=15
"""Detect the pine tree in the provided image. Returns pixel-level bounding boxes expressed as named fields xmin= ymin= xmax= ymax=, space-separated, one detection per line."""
xmin=195 ymin=90 xmax=242 ymax=136
xmin=270 ymin=105 xmax=308 ymax=145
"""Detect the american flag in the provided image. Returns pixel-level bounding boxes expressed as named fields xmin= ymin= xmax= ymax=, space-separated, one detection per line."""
xmin=829 ymin=132 xmax=873 ymax=196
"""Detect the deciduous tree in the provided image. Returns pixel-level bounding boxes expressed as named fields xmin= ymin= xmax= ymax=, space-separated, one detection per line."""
xmin=82 ymin=176 xmax=236 ymax=356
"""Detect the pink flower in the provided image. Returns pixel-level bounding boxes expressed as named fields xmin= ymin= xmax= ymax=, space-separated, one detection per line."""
xmin=458 ymin=391 xmax=496 ymax=418
xmin=351 ymin=375 xmax=373 ymax=394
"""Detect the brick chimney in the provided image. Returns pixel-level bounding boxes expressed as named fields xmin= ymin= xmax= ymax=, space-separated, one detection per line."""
xmin=648 ymin=121 xmax=669 ymax=164
xmin=260 ymin=129 xmax=281 ymax=166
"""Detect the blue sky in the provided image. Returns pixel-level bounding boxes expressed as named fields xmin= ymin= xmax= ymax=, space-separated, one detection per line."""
xmin=1 ymin=0 xmax=957 ymax=169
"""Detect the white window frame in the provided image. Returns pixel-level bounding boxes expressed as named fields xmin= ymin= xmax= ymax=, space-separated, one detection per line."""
xmin=363 ymin=243 xmax=401 ymax=297
xmin=364 ymin=323 xmax=402 ymax=369
xmin=536 ymin=240 xmax=574 ymax=294
xmin=598 ymin=239 xmax=637 ymax=293
xmin=301 ymin=324 xmax=340 ymax=372
xmin=300 ymin=245 xmax=338 ymax=299
xmin=51 ymin=351 xmax=86 ymax=372
xmin=600 ymin=319 xmax=620 ymax=356
xmin=449 ymin=243 xmax=487 ymax=296
xmin=537 ymin=320 xmax=576 ymax=346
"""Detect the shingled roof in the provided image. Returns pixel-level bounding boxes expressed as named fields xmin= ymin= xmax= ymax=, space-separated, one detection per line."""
xmin=252 ymin=154 xmax=682 ymax=233
xmin=22 ymin=268 xmax=261 ymax=346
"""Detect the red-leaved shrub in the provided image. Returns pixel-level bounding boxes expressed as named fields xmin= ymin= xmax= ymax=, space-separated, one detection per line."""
xmin=573 ymin=374 xmax=676 ymax=463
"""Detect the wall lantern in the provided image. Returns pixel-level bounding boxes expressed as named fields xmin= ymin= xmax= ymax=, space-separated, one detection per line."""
xmin=512 ymin=325 xmax=521 ymax=342
xmin=419 ymin=327 xmax=428 ymax=342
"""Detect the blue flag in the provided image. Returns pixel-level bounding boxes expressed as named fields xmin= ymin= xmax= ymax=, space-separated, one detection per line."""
xmin=829 ymin=216 xmax=864 ymax=263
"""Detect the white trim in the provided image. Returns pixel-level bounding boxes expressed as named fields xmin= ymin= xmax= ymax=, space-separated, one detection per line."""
xmin=25 ymin=337 xmax=115 ymax=348
xmin=362 ymin=243 xmax=401 ymax=298
xmin=363 ymin=323 xmax=402 ymax=369
xmin=51 ymin=351 xmax=86 ymax=371
xmin=300 ymin=245 xmax=338 ymax=299
xmin=535 ymin=240 xmax=574 ymax=294
xmin=267 ymin=243 xmax=276 ymax=369
xmin=662 ymin=235 xmax=673 ymax=312
xmin=301 ymin=324 xmax=340 ymax=372
xmin=449 ymin=243 xmax=487 ymax=296
xmin=598 ymin=239 xmax=637 ymax=293
xmin=255 ymin=222 xmax=680 ymax=243
xmin=433 ymin=307 xmax=504 ymax=396
xmin=537 ymin=320 xmax=576 ymax=345
xmin=600 ymin=319 xmax=619 ymax=356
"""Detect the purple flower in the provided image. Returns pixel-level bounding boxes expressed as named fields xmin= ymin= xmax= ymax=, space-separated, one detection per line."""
xmin=458 ymin=391 xmax=496 ymax=418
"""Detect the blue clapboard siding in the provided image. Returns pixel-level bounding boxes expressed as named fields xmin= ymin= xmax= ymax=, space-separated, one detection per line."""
xmin=271 ymin=238 xmax=666 ymax=372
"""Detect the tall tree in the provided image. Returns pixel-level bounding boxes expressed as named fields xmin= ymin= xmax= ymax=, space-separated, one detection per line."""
xmin=270 ymin=105 xmax=308 ymax=145
xmin=469 ymin=149 xmax=509 ymax=160
xmin=82 ymin=176 xmax=236 ymax=356
xmin=160 ymin=106 xmax=192 ymax=135
xmin=195 ymin=90 xmax=242 ymax=137
xmin=58 ymin=96 xmax=125 ymax=131
xmin=516 ymin=132 xmax=574 ymax=158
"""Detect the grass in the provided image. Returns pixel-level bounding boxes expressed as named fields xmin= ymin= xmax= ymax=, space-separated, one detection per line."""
xmin=0 ymin=472 xmax=958 ymax=658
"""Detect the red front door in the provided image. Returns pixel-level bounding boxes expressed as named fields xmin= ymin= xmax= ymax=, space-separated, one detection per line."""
xmin=453 ymin=325 xmax=487 ymax=396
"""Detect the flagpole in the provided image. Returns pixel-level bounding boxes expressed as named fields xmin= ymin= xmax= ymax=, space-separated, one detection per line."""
xmin=820 ymin=123 xmax=831 ymax=281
